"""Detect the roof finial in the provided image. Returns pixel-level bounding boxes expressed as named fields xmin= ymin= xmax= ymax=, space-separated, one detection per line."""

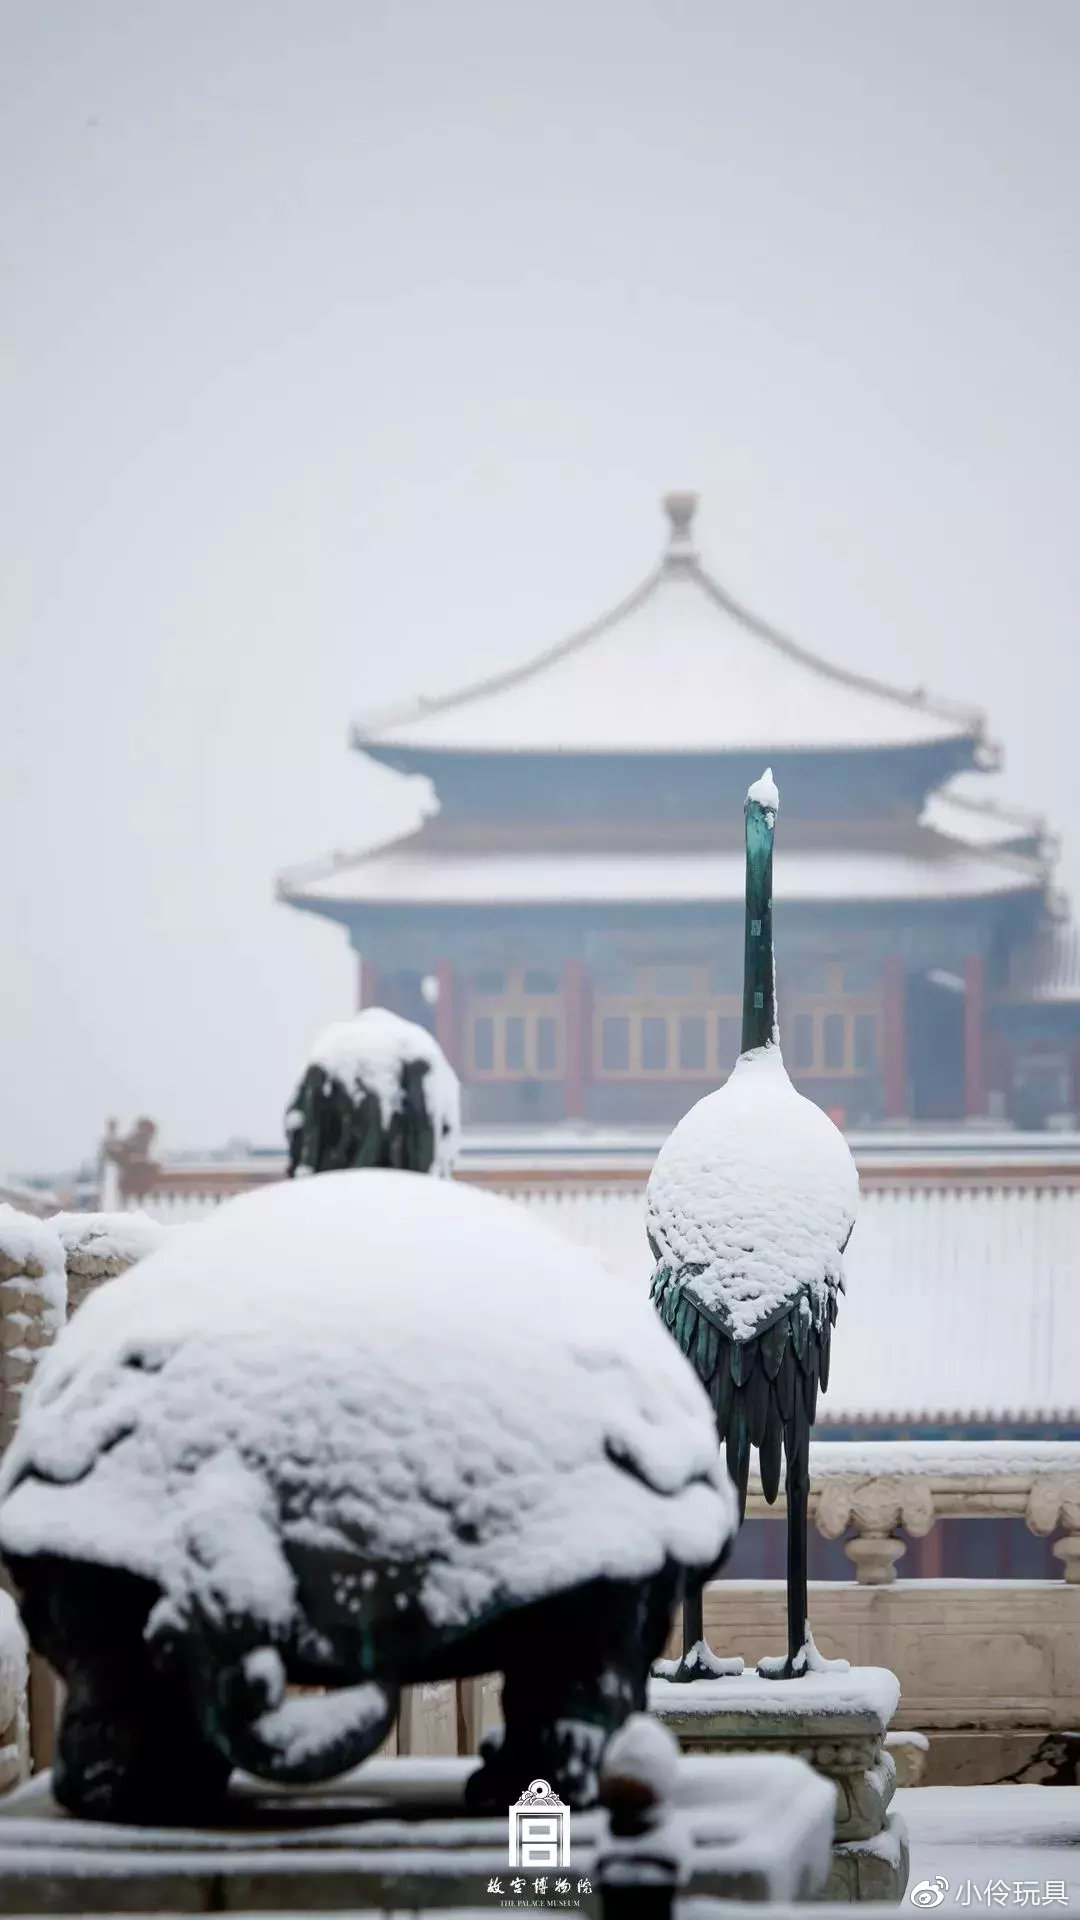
xmin=662 ymin=490 xmax=698 ymax=561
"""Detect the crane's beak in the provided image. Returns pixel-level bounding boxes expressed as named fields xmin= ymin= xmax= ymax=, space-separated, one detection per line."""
xmin=744 ymin=766 xmax=779 ymax=828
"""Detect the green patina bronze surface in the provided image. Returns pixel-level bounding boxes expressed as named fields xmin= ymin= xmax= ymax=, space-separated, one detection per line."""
xmin=741 ymin=795 xmax=777 ymax=1055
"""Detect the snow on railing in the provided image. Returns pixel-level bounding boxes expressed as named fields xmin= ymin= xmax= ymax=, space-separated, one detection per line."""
xmin=135 ymin=1190 xmax=230 ymax=1224
xmin=744 ymin=1439 xmax=1080 ymax=1584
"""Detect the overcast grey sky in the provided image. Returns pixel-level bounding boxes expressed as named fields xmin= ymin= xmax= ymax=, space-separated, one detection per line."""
xmin=2 ymin=0 xmax=1079 ymax=1171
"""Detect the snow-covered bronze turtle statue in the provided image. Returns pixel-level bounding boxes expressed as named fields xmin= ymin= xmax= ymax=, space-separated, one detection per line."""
xmin=0 ymin=1170 xmax=736 ymax=1824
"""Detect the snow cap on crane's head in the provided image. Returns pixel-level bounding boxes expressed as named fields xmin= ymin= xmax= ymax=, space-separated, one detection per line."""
xmin=745 ymin=767 xmax=779 ymax=824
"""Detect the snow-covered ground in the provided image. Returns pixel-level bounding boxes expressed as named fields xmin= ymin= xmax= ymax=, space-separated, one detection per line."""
xmin=901 ymin=1787 xmax=1080 ymax=1910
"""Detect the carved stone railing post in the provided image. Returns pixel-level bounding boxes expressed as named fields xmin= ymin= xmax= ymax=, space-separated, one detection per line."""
xmin=0 ymin=1209 xmax=67 ymax=1783
xmin=741 ymin=1442 xmax=1080 ymax=1589
xmin=0 ymin=1211 xmax=66 ymax=1455
xmin=0 ymin=1591 xmax=28 ymax=1791
xmin=816 ymin=1476 xmax=936 ymax=1585
xmin=1025 ymin=1473 xmax=1080 ymax=1582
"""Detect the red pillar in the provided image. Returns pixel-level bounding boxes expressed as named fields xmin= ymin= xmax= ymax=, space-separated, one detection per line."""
xmin=435 ymin=959 xmax=458 ymax=1070
xmin=986 ymin=1025 xmax=1009 ymax=1117
xmin=882 ymin=956 xmax=907 ymax=1121
xmin=964 ymin=954 xmax=985 ymax=1119
xmin=563 ymin=958 xmax=589 ymax=1120
xmin=357 ymin=957 xmax=378 ymax=1010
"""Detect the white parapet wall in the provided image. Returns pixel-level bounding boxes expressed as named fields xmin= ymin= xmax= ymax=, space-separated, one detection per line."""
xmin=132 ymin=1170 xmax=1080 ymax=1427
xmin=502 ymin=1180 xmax=1080 ymax=1430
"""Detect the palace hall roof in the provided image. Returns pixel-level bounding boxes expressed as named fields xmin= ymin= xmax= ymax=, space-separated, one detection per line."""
xmin=353 ymin=494 xmax=991 ymax=761
xmin=281 ymin=493 xmax=1057 ymax=918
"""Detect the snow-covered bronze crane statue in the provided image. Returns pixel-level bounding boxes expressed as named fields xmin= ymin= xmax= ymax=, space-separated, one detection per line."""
xmin=286 ymin=1007 xmax=461 ymax=1179
xmin=646 ymin=771 xmax=859 ymax=1679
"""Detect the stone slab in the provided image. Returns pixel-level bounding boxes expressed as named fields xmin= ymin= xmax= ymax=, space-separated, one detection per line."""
xmin=884 ymin=1733 xmax=929 ymax=1789
xmin=0 ymin=1751 xmax=836 ymax=1912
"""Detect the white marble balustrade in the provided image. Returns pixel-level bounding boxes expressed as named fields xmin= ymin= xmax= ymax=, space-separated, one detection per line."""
xmin=741 ymin=1440 xmax=1080 ymax=1585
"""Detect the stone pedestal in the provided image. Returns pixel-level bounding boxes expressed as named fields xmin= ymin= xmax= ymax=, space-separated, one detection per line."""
xmin=0 ymin=1749 xmax=836 ymax=1912
xmin=650 ymin=1665 xmax=908 ymax=1904
xmin=830 ymin=1811 xmax=910 ymax=1903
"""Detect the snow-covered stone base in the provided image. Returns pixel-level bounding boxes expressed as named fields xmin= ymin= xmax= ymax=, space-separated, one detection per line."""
xmin=827 ymin=1809 xmax=910 ymax=1903
xmin=650 ymin=1663 xmax=901 ymax=1741
xmin=0 ymin=1749 xmax=835 ymax=1908
xmin=651 ymin=1664 xmax=905 ymax=1896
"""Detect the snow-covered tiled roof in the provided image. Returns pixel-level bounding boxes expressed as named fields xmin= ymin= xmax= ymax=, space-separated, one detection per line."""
xmin=505 ymin=1182 xmax=1080 ymax=1426
xmin=1004 ymin=923 xmax=1080 ymax=1005
xmin=280 ymin=836 xmax=1044 ymax=909
xmin=353 ymin=495 xmax=988 ymax=759
xmin=921 ymin=775 xmax=1052 ymax=857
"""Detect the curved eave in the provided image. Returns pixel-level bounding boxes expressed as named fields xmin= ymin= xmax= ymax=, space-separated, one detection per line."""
xmin=921 ymin=783 xmax=1054 ymax=863
xmin=278 ymin=842 xmax=1046 ymax=918
xmin=354 ymin=736 xmax=989 ymax=779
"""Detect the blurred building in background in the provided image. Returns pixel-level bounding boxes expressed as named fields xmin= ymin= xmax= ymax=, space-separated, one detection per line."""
xmin=279 ymin=494 xmax=1080 ymax=1136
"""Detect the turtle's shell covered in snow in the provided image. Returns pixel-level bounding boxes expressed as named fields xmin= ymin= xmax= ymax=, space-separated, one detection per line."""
xmin=0 ymin=1172 xmax=735 ymax=1648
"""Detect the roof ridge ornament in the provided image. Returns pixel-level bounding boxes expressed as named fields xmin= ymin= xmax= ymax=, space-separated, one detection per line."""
xmin=662 ymin=490 xmax=699 ymax=561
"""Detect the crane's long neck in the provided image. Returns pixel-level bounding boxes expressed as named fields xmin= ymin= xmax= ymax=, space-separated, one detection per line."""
xmin=741 ymin=799 xmax=778 ymax=1054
